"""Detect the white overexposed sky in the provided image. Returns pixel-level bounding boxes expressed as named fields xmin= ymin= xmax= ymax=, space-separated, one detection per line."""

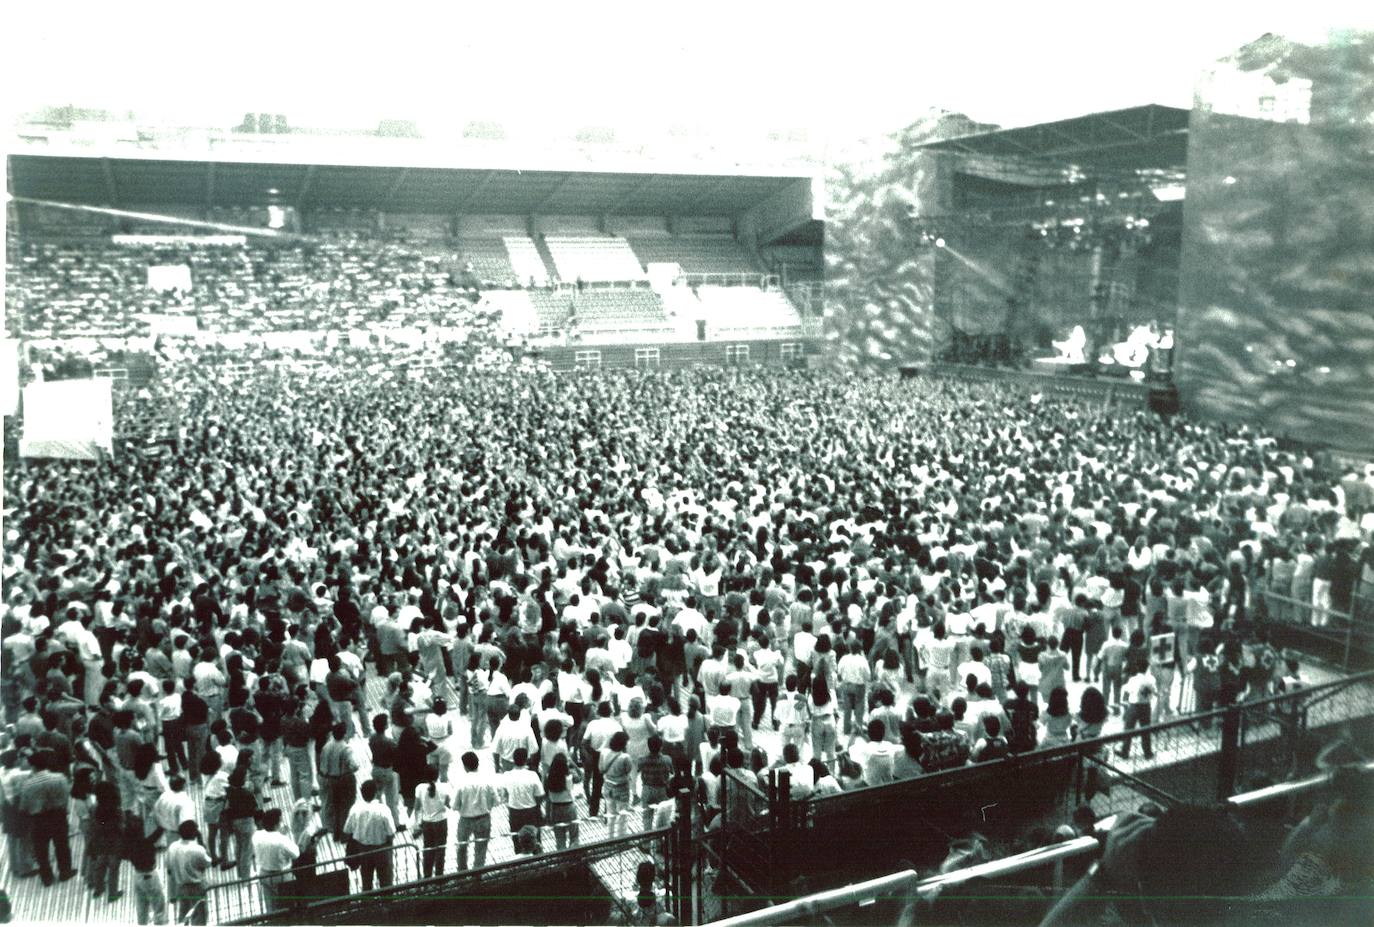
xmin=3 ymin=1 xmax=1370 ymax=141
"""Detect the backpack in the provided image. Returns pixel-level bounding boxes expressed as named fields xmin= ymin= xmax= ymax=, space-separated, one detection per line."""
xmin=920 ymin=731 xmax=967 ymax=771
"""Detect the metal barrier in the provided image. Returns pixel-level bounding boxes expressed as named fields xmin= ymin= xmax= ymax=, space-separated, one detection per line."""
xmin=228 ymin=821 xmax=683 ymax=926
xmin=208 ymin=840 xmax=422 ymax=924
xmin=680 ymin=273 xmax=780 ymax=290
xmin=1254 ymin=587 xmax=1372 ymax=672
xmin=715 ymin=667 xmax=1374 ymax=914
xmin=703 ymin=760 xmax=1374 ymax=927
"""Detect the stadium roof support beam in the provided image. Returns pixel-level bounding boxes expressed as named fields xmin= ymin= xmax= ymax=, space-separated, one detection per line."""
xmin=296 ymin=165 xmax=317 ymax=209
xmin=383 ymin=168 xmax=410 ymax=208
xmin=608 ymin=175 xmax=660 ymax=213
xmin=532 ymin=174 xmax=576 ymax=213
xmin=453 ymin=170 xmax=496 ymax=213
xmin=205 ymin=162 xmax=216 ymax=211
xmin=100 ymin=157 xmax=118 ymax=207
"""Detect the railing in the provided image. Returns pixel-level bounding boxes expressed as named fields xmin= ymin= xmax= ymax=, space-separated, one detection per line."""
xmin=718 ymin=668 xmax=1374 ymax=914
xmin=923 ymin=362 xmax=1154 ymax=405
xmin=1254 ymin=587 xmax=1373 ymax=672
xmin=680 ymin=273 xmax=780 ymax=290
xmin=228 ymin=822 xmax=680 ymax=926
xmin=703 ymin=759 xmax=1374 ymax=927
xmin=208 ymin=840 xmax=422 ymax=924
xmin=551 ymin=278 xmax=653 ymax=290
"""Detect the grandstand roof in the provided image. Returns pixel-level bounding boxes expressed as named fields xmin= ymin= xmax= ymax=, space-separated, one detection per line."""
xmin=7 ymin=153 xmax=808 ymax=217
xmin=914 ymin=104 xmax=1190 ymax=172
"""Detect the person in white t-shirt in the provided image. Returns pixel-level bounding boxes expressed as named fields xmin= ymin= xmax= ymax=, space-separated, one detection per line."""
xmin=847 ymin=719 xmax=899 ymax=788
xmin=1117 ymin=668 xmax=1157 ymax=760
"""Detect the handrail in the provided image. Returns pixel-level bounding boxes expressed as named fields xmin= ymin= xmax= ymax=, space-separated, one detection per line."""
xmin=228 ymin=822 xmax=675 ymax=925
xmin=704 ymin=760 xmax=1374 ymax=927
xmin=679 ymin=272 xmax=779 ymax=290
xmin=209 ymin=838 xmax=423 ymax=922
xmin=802 ymin=667 xmax=1374 ymax=808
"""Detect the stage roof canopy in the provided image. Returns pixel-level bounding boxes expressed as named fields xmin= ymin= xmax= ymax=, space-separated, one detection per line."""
xmin=7 ymin=153 xmax=806 ymax=217
xmin=915 ymin=104 xmax=1190 ymax=172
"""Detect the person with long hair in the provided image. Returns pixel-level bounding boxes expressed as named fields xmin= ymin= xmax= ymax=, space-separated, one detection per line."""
xmin=599 ymin=730 xmax=633 ymax=838
xmin=620 ymin=697 xmax=657 ymax=802
xmin=544 ymin=752 xmax=579 ymax=850
xmin=413 ymin=766 xmax=452 ymax=879
xmin=809 ymin=675 xmax=839 ymax=767
xmin=1042 ymin=686 xmax=1073 ymax=746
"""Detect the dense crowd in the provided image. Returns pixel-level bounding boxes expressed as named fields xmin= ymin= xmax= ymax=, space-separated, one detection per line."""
xmin=3 ymin=361 xmax=1372 ymax=924
xmin=6 ymin=237 xmax=482 ymax=337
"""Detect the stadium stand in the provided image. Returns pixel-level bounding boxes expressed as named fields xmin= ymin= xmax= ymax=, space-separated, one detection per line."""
xmin=628 ymin=234 xmax=761 ymax=274
xmin=455 ymin=238 xmax=518 ymax=287
xmin=5 ymin=238 xmax=480 ymax=337
xmin=543 ymin=235 xmax=647 ymax=282
xmin=502 ymin=235 xmax=552 ymax=287
xmin=567 ymin=288 xmax=670 ymax=331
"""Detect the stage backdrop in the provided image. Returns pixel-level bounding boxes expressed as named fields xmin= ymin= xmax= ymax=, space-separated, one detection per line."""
xmin=820 ymin=112 xmax=998 ymax=371
xmin=1176 ymin=32 xmax=1374 ymax=454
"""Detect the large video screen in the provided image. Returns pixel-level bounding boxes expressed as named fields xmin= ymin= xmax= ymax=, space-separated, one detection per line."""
xmin=1176 ymin=36 xmax=1374 ymax=453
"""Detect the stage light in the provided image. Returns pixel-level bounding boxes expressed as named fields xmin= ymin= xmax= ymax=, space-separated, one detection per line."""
xmin=1286 ymin=359 xmax=1297 ymax=367
xmin=1095 ymin=193 xmax=1107 ymax=202
xmin=934 ymin=238 xmax=945 ymax=248
xmin=1137 ymin=219 xmax=1149 ymax=228
xmin=267 ymin=188 xmax=280 ymax=195
xmin=1319 ymin=366 xmax=1331 ymax=373
xmin=1222 ymin=176 xmax=1237 ymax=185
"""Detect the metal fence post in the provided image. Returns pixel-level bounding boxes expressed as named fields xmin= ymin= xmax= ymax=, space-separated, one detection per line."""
xmin=1217 ymin=704 xmax=1242 ymax=801
xmin=671 ymin=780 xmax=694 ymax=925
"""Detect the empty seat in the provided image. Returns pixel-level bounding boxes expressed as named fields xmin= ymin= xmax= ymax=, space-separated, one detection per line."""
xmin=544 ymin=236 xmax=646 ymax=282
xmin=502 ymin=237 xmax=551 ymax=287
xmin=627 ymin=235 xmax=760 ymax=274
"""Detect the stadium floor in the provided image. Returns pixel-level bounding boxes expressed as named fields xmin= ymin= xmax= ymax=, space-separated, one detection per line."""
xmin=3 ymin=662 xmax=1364 ymax=924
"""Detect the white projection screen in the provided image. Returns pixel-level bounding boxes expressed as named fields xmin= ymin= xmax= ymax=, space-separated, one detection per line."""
xmin=19 ymin=378 xmax=115 ymax=460
xmin=1 ymin=338 xmax=19 ymax=418
xmin=147 ymin=263 xmax=193 ymax=292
